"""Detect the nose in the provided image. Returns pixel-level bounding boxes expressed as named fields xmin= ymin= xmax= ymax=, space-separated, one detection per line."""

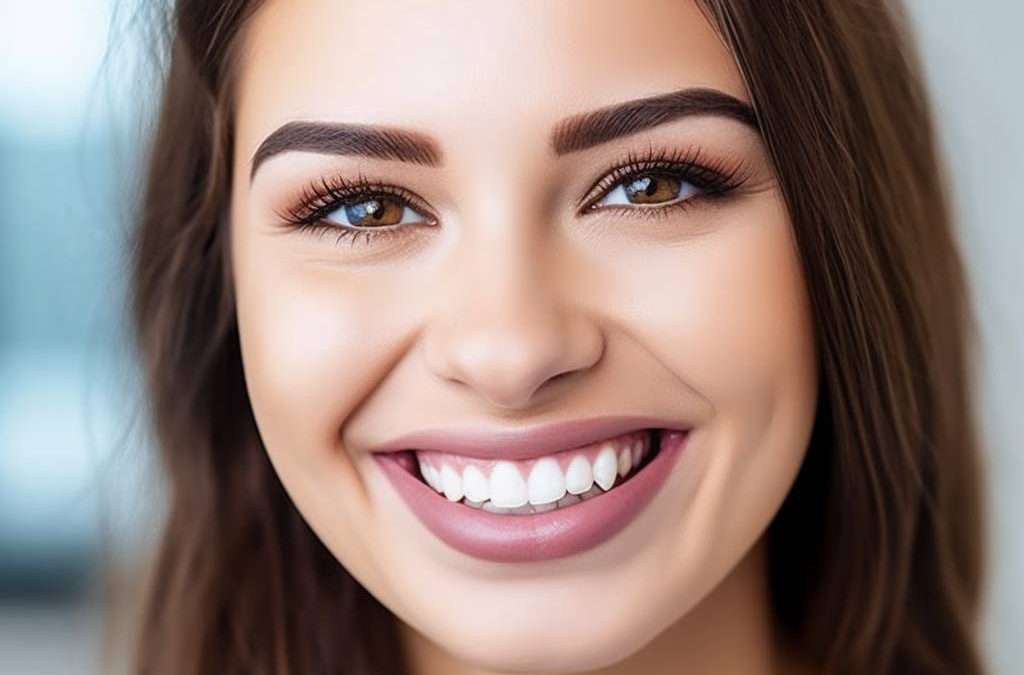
xmin=420 ymin=231 xmax=604 ymax=410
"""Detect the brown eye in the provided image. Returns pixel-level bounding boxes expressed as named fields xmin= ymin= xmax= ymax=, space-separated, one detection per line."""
xmin=329 ymin=196 xmax=408 ymax=227
xmin=624 ymin=174 xmax=682 ymax=204
xmin=593 ymin=171 xmax=699 ymax=210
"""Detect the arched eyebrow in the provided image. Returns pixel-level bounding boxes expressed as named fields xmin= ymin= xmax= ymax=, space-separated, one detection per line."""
xmin=249 ymin=122 xmax=441 ymax=182
xmin=550 ymin=86 xmax=758 ymax=155
xmin=248 ymin=87 xmax=757 ymax=183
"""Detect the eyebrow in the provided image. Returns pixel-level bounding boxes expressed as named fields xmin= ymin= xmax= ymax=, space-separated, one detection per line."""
xmin=550 ymin=87 xmax=758 ymax=155
xmin=249 ymin=122 xmax=442 ymax=181
xmin=249 ymin=86 xmax=757 ymax=181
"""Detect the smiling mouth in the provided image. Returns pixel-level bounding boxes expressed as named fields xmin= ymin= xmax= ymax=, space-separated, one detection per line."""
xmin=375 ymin=427 xmax=688 ymax=562
xmin=394 ymin=428 xmax=664 ymax=514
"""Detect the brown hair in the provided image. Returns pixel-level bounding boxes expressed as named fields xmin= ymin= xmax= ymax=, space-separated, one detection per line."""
xmin=124 ymin=1 xmax=987 ymax=673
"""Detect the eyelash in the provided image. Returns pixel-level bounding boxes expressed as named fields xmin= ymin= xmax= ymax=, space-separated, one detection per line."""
xmin=275 ymin=174 xmax=436 ymax=248
xmin=578 ymin=145 xmax=748 ymax=217
xmin=275 ymin=146 xmax=749 ymax=248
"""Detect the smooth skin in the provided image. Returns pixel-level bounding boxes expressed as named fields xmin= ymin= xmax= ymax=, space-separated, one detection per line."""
xmin=230 ymin=1 xmax=819 ymax=673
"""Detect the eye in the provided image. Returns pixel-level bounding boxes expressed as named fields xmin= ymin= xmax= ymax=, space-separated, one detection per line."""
xmin=275 ymin=174 xmax=438 ymax=248
xmin=324 ymin=195 xmax=426 ymax=228
xmin=578 ymin=146 xmax=749 ymax=218
xmin=594 ymin=172 xmax=700 ymax=209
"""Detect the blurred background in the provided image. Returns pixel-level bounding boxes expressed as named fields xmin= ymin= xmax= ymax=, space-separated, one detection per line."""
xmin=0 ymin=1 xmax=1020 ymax=673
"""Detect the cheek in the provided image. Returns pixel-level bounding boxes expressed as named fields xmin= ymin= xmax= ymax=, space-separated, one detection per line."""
xmin=624 ymin=199 xmax=817 ymax=435
xmin=230 ymin=230 xmax=425 ymax=594
xmin=626 ymin=197 xmax=819 ymax=584
xmin=230 ymin=226 xmax=415 ymax=524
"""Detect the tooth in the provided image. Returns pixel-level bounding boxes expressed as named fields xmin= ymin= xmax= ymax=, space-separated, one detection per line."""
xmin=462 ymin=465 xmax=490 ymax=503
xmin=617 ymin=446 xmax=632 ymax=478
xmin=565 ymin=455 xmax=594 ymax=495
xmin=527 ymin=457 xmax=566 ymax=505
xmin=557 ymin=493 xmax=582 ymax=508
xmin=531 ymin=502 xmax=557 ymax=513
xmin=463 ymin=498 xmax=484 ymax=509
xmin=481 ymin=500 xmax=505 ymax=513
xmin=423 ymin=463 xmax=442 ymax=492
xmin=644 ymin=432 xmax=656 ymax=458
xmin=580 ymin=485 xmax=603 ymax=500
xmin=489 ymin=461 xmax=528 ymax=507
xmin=440 ymin=464 xmax=463 ymax=501
xmin=593 ymin=445 xmax=618 ymax=490
xmin=631 ymin=440 xmax=642 ymax=467
xmin=417 ymin=457 xmax=434 ymax=489
xmin=483 ymin=500 xmax=532 ymax=514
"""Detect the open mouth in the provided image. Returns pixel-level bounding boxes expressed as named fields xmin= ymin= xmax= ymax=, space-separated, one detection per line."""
xmin=375 ymin=425 xmax=688 ymax=562
xmin=394 ymin=428 xmax=664 ymax=515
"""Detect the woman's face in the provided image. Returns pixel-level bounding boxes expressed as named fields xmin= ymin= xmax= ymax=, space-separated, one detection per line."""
xmin=230 ymin=0 xmax=818 ymax=671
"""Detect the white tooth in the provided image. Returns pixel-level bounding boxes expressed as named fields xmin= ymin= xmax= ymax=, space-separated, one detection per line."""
xmin=631 ymin=441 xmax=642 ymax=467
xmin=462 ymin=465 xmax=490 ymax=503
xmin=565 ymin=455 xmax=594 ymax=495
xmin=593 ymin=445 xmax=618 ymax=490
xmin=489 ymin=461 xmax=528 ymax=507
xmin=618 ymin=446 xmax=632 ymax=478
xmin=531 ymin=502 xmax=557 ymax=513
xmin=527 ymin=457 xmax=566 ymax=505
xmin=440 ymin=464 xmax=463 ymax=501
xmin=463 ymin=498 xmax=484 ymax=509
xmin=423 ymin=464 xmax=442 ymax=492
xmin=483 ymin=500 xmax=531 ymax=514
xmin=557 ymin=493 xmax=582 ymax=508
xmin=580 ymin=485 xmax=603 ymax=500
xmin=481 ymin=500 xmax=506 ymax=513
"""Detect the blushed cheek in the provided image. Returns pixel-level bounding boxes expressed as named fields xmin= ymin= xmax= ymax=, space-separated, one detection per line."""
xmin=636 ymin=201 xmax=816 ymax=441
xmin=233 ymin=244 xmax=397 ymax=468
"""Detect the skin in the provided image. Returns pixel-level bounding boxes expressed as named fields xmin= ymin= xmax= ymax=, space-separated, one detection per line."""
xmin=229 ymin=1 xmax=819 ymax=673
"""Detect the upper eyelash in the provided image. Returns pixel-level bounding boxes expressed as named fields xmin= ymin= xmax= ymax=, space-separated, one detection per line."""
xmin=274 ymin=145 xmax=749 ymax=245
xmin=275 ymin=172 xmax=437 ymax=229
xmin=576 ymin=145 xmax=748 ymax=215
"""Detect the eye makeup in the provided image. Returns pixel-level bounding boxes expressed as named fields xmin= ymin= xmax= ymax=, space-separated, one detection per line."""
xmin=271 ymin=144 xmax=752 ymax=249
xmin=577 ymin=145 xmax=750 ymax=220
xmin=273 ymin=174 xmax=439 ymax=248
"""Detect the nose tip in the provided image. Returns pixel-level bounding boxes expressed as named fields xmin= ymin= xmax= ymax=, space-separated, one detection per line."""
xmin=421 ymin=303 xmax=604 ymax=410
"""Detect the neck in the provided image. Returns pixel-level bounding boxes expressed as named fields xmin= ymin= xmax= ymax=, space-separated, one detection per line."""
xmin=401 ymin=537 xmax=810 ymax=675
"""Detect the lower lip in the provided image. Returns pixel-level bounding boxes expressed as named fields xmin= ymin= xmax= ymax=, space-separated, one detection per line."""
xmin=373 ymin=429 xmax=688 ymax=563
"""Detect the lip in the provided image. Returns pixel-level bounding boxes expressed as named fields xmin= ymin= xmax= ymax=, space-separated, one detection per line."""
xmin=368 ymin=414 xmax=690 ymax=459
xmin=373 ymin=428 xmax=689 ymax=563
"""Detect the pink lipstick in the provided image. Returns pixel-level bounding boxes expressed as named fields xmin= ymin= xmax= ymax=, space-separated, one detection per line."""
xmin=372 ymin=416 xmax=689 ymax=563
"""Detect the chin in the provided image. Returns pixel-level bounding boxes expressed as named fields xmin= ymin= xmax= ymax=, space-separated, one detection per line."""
xmin=421 ymin=607 xmax=662 ymax=673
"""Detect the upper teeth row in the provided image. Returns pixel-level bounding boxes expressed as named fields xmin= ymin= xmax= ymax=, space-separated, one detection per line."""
xmin=417 ymin=439 xmax=649 ymax=508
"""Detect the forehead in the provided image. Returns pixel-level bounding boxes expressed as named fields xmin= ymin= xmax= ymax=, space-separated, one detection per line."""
xmin=233 ymin=0 xmax=746 ymax=162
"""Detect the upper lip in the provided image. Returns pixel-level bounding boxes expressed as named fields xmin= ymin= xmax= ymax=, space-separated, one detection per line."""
xmin=368 ymin=414 xmax=689 ymax=460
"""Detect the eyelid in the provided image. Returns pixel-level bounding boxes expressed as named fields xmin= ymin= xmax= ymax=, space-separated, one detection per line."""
xmin=273 ymin=144 xmax=749 ymax=251
xmin=275 ymin=172 xmax=438 ymax=229
xmin=575 ymin=144 xmax=747 ymax=214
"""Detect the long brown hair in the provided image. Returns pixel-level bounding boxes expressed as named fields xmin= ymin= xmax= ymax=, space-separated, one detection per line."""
xmin=124 ymin=1 xmax=987 ymax=673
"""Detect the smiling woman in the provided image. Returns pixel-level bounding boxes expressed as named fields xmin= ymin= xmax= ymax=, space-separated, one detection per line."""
xmin=127 ymin=2 xmax=985 ymax=675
